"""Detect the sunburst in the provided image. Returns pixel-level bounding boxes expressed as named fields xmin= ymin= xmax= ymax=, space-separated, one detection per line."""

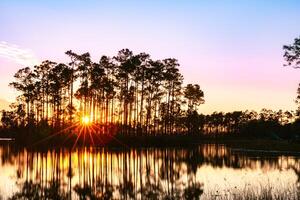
xmin=29 ymin=114 xmax=126 ymax=149
xmin=80 ymin=116 xmax=91 ymax=126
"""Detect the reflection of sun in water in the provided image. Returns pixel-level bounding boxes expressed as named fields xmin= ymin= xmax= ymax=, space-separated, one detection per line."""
xmin=81 ymin=116 xmax=91 ymax=126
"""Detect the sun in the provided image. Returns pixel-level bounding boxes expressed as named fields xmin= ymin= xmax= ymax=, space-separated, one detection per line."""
xmin=81 ymin=116 xmax=91 ymax=126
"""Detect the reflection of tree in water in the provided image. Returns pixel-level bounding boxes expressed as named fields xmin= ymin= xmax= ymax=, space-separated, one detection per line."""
xmin=74 ymin=182 xmax=114 ymax=200
xmin=0 ymin=144 xmax=299 ymax=199
xmin=9 ymin=180 xmax=69 ymax=200
xmin=176 ymin=144 xmax=300 ymax=170
xmin=10 ymin=179 xmax=203 ymax=199
xmin=288 ymin=165 xmax=300 ymax=193
xmin=118 ymin=180 xmax=135 ymax=199
xmin=183 ymin=182 xmax=203 ymax=200
xmin=0 ymin=143 xmax=20 ymax=166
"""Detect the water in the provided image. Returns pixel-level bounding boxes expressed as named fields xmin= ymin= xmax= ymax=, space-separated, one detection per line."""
xmin=0 ymin=143 xmax=299 ymax=199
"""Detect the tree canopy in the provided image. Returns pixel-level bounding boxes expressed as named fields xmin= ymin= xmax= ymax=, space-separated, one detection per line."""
xmin=2 ymin=49 xmax=206 ymax=136
xmin=283 ymin=36 xmax=300 ymax=68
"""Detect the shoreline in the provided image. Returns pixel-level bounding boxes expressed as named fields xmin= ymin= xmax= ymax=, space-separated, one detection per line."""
xmin=1 ymin=135 xmax=299 ymax=154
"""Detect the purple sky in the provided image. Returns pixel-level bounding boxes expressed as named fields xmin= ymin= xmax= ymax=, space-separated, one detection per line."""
xmin=0 ymin=0 xmax=299 ymax=113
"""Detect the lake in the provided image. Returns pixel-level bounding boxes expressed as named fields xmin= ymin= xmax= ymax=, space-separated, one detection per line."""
xmin=0 ymin=142 xmax=299 ymax=199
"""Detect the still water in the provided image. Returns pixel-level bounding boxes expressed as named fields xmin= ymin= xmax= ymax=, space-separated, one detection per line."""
xmin=0 ymin=143 xmax=299 ymax=199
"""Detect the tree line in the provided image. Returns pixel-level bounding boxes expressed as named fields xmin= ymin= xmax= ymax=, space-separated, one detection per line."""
xmin=1 ymin=49 xmax=205 ymax=136
xmin=1 ymin=34 xmax=300 ymax=140
xmin=190 ymin=109 xmax=300 ymax=139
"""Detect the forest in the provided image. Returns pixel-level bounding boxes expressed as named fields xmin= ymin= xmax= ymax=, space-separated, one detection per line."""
xmin=0 ymin=36 xmax=300 ymax=145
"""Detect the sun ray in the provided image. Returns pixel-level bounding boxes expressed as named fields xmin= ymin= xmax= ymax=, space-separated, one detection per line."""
xmin=72 ymin=125 xmax=85 ymax=150
xmin=87 ymin=127 xmax=95 ymax=146
xmin=30 ymin=123 xmax=79 ymax=147
xmin=89 ymin=128 xmax=105 ymax=146
xmin=105 ymin=132 xmax=129 ymax=149
xmin=61 ymin=127 xmax=79 ymax=145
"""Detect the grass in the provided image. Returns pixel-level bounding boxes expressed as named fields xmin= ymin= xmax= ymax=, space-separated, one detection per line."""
xmin=202 ymin=183 xmax=300 ymax=200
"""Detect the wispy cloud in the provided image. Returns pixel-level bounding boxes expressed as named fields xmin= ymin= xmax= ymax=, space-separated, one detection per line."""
xmin=0 ymin=41 xmax=39 ymax=66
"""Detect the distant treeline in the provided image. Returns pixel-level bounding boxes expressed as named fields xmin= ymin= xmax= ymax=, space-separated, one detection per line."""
xmin=191 ymin=109 xmax=300 ymax=140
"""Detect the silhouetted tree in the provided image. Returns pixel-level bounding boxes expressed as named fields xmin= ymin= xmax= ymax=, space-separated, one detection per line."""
xmin=184 ymin=84 xmax=204 ymax=112
xmin=283 ymin=36 xmax=300 ymax=68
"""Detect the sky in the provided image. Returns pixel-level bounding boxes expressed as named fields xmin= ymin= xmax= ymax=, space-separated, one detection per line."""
xmin=0 ymin=0 xmax=299 ymax=114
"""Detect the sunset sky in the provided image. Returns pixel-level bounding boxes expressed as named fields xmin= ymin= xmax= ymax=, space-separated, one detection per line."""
xmin=0 ymin=0 xmax=300 ymax=114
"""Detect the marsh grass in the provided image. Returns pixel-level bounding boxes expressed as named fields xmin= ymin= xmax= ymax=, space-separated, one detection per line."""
xmin=202 ymin=184 xmax=300 ymax=200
